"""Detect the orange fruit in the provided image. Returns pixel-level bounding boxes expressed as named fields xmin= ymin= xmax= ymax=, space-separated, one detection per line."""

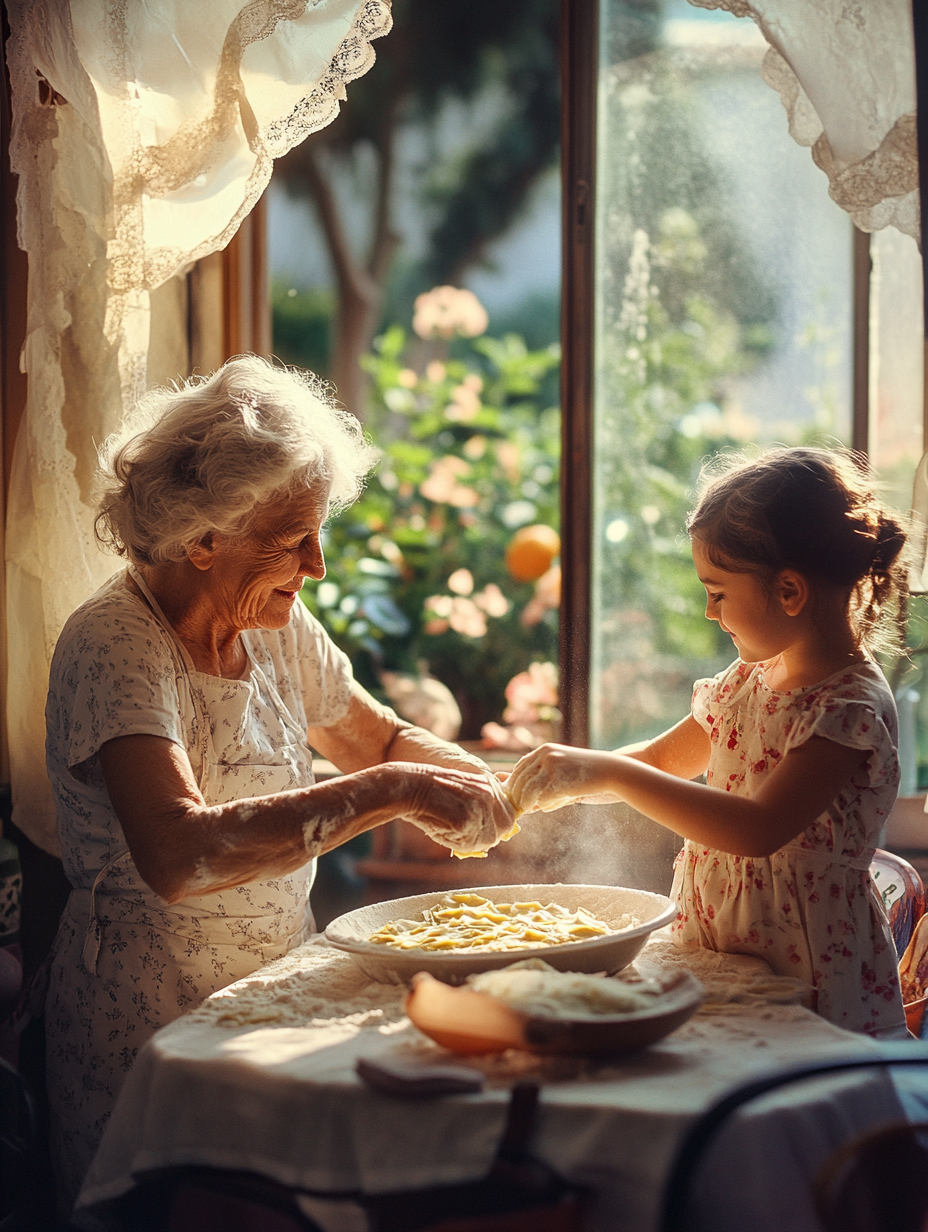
xmin=505 ymin=524 xmax=561 ymax=582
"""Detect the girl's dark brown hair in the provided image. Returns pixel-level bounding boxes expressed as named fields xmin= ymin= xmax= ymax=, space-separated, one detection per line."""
xmin=687 ymin=447 xmax=908 ymax=655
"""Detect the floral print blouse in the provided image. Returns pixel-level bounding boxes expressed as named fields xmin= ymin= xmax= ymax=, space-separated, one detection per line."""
xmin=671 ymin=658 xmax=905 ymax=1035
xmin=43 ymin=571 xmax=354 ymax=1202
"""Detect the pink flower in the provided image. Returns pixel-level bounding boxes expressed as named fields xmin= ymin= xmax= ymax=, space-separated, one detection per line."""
xmin=448 ymin=597 xmax=487 ymax=638
xmin=503 ymin=662 xmax=559 ymax=725
xmin=424 ymin=595 xmax=453 ymax=618
xmin=447 ymin=568 xmax=474 ymax=596
xmin=445 ymin=383 xmax=481 ymax=423
xmin=413 ymin=286 xmax=489 ymax=340
xmin=423 ymin=593 xmax=487 ymax=638
xmin=521 ymin=565 xmax=561 ymax=627
xmin=495 ymin=440 xmax=521 ymax=483
xmin=474 ymin=583 xmax=509 ymax=618
xmin=420 ymin=456 xmax=480 ymax=507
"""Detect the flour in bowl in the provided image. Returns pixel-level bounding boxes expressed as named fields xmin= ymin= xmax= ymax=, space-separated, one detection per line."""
xmin=367 ymin=892 xmax=638 ymax=952
xmin=468 ymin=958 xmax=666 ymax=1018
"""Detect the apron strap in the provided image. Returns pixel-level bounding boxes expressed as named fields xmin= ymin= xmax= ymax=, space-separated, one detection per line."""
xmin=126 ymin=564 xmax=210 ymax=787
xmin=242 ymin=637 xmax=311 ymax=746
xmin=77 ymin=852 xmax=132 ymax=975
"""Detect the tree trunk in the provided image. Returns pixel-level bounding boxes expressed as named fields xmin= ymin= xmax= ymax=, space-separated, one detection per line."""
xmin=301 ymin=115 xmax=399 ymax=419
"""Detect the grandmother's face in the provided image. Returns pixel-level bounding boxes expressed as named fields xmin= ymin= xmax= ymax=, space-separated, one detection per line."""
xmin=202 ymin=486 xmax=329 ymax=631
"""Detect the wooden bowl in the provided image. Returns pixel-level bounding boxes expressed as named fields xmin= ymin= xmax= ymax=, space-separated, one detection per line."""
xmin=405 ymin=969 xmax=704 ymax=1056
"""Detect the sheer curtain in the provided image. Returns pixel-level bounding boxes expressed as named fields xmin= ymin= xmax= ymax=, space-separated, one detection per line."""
xmin=688 ymin=0 xmax=918 ymax=243
xmin=4 ymin=0 xmax=391 ymax=854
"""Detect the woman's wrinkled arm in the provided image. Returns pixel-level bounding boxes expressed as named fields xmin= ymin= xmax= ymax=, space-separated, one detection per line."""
xmin=99 ymin=682 xmax=512 ymax=904
xmin=307 ymin=680 xmax=492 ymax=775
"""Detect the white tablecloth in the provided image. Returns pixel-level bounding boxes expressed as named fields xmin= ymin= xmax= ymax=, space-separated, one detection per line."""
xmin=79 ymin=935 xmax=918 ymax=1232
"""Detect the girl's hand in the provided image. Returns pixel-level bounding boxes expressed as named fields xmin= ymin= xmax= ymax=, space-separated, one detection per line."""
xmin=507 ymin=744 xmax=621 ymax=814
xmin=387 ymin=762 xmax=517 ymax=855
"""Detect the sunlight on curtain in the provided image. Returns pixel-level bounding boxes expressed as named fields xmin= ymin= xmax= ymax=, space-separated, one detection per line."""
xmin=688 ymin=0 xmax=919 ymax=243
xmin=4 ymin=0 xmax=391 ymax=854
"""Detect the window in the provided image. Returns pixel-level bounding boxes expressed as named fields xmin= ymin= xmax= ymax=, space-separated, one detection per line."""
xmin=562 ymin=0 xmax=925 ymax=769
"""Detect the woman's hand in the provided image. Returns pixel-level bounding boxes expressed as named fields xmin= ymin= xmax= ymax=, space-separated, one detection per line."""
xmin=507 ymin=744 xmax=623 ymax=814
xmin=385 ymin=762 xmax=517 ymax=855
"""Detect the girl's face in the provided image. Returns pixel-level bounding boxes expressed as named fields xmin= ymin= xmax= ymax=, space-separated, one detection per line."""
xmin=692 ymin=539 xmax=797 ymax=664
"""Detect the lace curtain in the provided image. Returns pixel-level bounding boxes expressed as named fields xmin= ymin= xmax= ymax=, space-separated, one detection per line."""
xmin=688 ymin=0 xmax=919 ymax=243
xmin=4 ymin=0 xmax=391 ymax=855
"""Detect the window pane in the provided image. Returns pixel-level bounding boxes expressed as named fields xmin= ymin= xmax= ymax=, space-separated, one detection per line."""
xmin=591 ymin=0 xmax=854 ymax=749
xmin=867 ymin=227 xmax=924 ymax=797
xmin=869 ymin=227 xmax=924 ymax=511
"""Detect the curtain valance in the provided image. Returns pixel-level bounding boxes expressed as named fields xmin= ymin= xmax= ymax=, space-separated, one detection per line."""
xmin=688 ymin=0 xmax=918 ymax=243
xmin=4 ymin=0 xmax=391 ymax=854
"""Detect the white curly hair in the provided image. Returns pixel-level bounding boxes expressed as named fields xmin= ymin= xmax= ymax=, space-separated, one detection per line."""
xmin=95 ymin=355 xmax=377 ymax=565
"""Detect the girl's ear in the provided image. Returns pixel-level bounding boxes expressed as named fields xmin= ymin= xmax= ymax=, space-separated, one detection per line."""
xmin=185 ymin=532 xmax=216 ymax=572
xmin=777 ymin=569 xmax=809 ymax=616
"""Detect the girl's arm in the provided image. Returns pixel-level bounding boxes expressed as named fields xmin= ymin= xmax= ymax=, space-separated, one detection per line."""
xmin=615 ymin=715 xmax=711 ymax=779
xmin=501 ymin=715 xmax=709 ymax=803
xmin=507 ymin=735 xmax=869 ymax=857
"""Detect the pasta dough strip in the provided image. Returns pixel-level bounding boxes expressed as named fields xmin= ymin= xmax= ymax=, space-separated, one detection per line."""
xmin=368 ymin=892 xmax=638 ymax=953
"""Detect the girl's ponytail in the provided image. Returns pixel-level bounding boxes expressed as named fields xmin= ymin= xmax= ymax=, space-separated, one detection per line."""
xmin=859 ymin=512 xmax=908 ymax=649
xmin=870 ymin=516 xmax=906 ymax=581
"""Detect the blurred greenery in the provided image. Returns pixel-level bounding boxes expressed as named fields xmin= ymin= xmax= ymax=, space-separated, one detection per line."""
xmin=273 ymin=0 xmax=560 ymax=399
xmin=300 ymin=327 xmax=561 ymax=738
xmin=272 ymin=282 xmax=333 ymax=374
xmin=589 ymin=16 xmax=806 ymax=747
xmin=281 ymin=1 xmax=859 ymax=754
xmin=591 ymin=212 xmax=756 ymax=745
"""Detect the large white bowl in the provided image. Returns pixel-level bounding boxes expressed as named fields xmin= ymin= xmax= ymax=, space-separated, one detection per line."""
xmin=325 ymin=883 xmax=677 ymax=984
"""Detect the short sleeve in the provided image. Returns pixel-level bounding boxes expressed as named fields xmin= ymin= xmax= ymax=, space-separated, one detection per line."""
xmin=691 ymin=660 xmax=747 ymax=733
xmin=783 ymin=672 xmax=899 ymax=792
xmin=692 ymin=674 xmax=718 ymax=732
xmin=46 ymin=588 xmax=185 ymax=773
xmin=784 ymin=699 xmax=895 ymax=758
xmin=287 ymin=602 xmax=354 ymax=728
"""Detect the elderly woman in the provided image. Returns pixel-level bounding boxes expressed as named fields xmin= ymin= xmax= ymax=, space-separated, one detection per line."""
xmin=44 ymin=356 xmax=515 ymax=1202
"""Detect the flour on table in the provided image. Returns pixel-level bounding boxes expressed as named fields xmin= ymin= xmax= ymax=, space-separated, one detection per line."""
xmin=189 ymin=937 xmax=407 ymax=1029
xmin=634 ymin=937 xmax=813 ymax=1012
xmin=188 ymin=931 xmax=818 ymax=1084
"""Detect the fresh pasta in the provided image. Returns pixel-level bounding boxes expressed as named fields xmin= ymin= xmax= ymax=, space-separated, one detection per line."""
xmin=366 ymin=892 xmax=638 ymax=952
xmin=453 ymin=819 xmax=521 ymax=860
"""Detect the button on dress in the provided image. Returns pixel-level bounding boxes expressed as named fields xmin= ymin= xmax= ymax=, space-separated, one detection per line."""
xmin=671 ymin=659 xmax=905 ymax=1036
xmin=44 ymin=571 xmax=352 ymax=1203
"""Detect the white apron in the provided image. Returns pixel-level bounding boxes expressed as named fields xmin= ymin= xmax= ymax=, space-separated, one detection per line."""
xmin=46 ymin=569 xmax=318 ymax=1205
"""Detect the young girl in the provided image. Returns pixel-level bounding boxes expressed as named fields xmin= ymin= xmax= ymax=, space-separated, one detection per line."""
xmin=508 ymin=447 xmax=909 ymax=1036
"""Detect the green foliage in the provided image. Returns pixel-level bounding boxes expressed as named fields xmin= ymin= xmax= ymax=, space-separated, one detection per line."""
xmin=588 ymin=28 xmax=786 ymax=746
xmin=271 ymin=282 xmax=333 ymax=375
xmin=300 ymin=329 xmax=562 ymax=738
xmin=274 ymin=0 xmax=560 ymax=292
xmin=593 ymin=211 xmax=771 ymax=745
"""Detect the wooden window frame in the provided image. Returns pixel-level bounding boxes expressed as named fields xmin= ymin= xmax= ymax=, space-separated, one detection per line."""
xmin=559 ymin=0 xmax=597 ymax=748
xmin=559 ymin=0 xmax=928 ymax=750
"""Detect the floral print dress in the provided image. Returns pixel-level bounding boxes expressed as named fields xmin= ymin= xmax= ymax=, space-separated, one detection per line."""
xmin=671 ymin=659 xmax=905 ymax=1036
xmin=44 ymin=571 xmax=353 ymax=1204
